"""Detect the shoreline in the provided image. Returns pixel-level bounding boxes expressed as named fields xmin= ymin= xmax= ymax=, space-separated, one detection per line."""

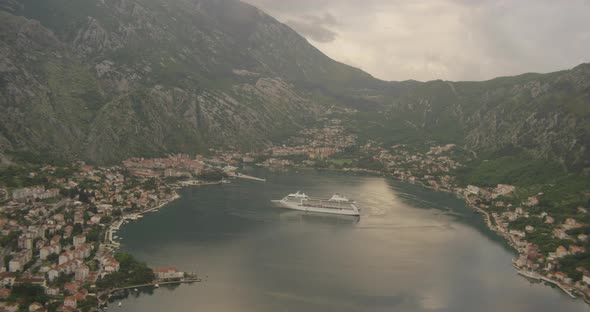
xmin=266 ymin=164 xmax=588 ymax=303
xmin=97 ymin=179 xmax=233 ymax=308
xmin=385 ymin=171 xmax=587 ymax=303
xmin=105 ymin=180 xmax=228 ymax=246
xmin=110 ymin=167 xmax=587 ymax=306
xmin=104 ymin=192 xmax=181 ymax=247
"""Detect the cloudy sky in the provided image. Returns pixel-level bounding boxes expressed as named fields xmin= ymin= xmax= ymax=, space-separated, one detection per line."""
xmin=242 ymin=0 xmax=590 ymax=82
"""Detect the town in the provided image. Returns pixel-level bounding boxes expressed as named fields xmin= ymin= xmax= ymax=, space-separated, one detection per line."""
xmin=1 ymin=118 xmax=590 ymax=310
xmin=255 ymin=119 xmax=590 ymax=302
xmin=0 ymin=156 xmax=219 ymax=311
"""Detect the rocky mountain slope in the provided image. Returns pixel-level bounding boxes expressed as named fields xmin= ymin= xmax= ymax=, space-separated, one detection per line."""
xmin=0 ymin=0 xmax=588 ymax=171
xmin=0 ymin=0 xmax=388 ymax=163
xmin=375 ymin=64 xmax=590 ymax=171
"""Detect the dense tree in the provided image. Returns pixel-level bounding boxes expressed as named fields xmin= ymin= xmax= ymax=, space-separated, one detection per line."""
xmin=10 ymin=283 xmax=48 ymax=305
xmin=96 ymin=253 xmax=155 ymax=289
xmin=46 ymin=253 xmax=58 ymax=263
xmin=198 ymin=169 xmax=227 ymax=182
xmin=73 ymin=223 xmax=83 ymax=236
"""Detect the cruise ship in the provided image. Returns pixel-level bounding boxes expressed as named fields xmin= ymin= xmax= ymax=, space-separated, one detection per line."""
xmin=271 ymin=192 xmax=360 ymax=216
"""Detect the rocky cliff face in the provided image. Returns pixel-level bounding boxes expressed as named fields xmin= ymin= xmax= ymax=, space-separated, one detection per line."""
xmin=0 ymin=0 xmax=588 ymax=171
xmin=0 ymin=0 xmax=365 ymax=163
xmin=387 ymin=64 xmax=590 ymax=171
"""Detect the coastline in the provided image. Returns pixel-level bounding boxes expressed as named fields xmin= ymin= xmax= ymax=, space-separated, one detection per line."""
xmin=265 ymin=164 xmax=587 ymax=303
xmin=105 ymin=180 xmax=227 ymax=247
xmin=111 ymin=167 xmax=587 ymax=305
xmin=104 ymin=192 xmax=181 ymax=247
xmin=385 ymin=172 xmax=587 ymax=303
xmin=95 ymin=180 xmax=234 ymax=309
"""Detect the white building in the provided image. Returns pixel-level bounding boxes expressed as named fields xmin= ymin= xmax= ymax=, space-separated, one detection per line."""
xmin=47 ymin=269 xmax=59 ymax=282
xmin=8 ymin=259 xmax=23 ymax=273
xmin=75 ymin=265 xmax=89 ymax=281
xmin=466 ymin=185 xmax=481 ymax=195
xmin=73 ymin=235 xmax=86 ymax=248
xmin=154 ymin=267 xmax=184 ymax=280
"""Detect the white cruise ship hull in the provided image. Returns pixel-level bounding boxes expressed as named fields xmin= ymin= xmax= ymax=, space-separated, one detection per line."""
xmin=271 ymin=200 xmax=360 ymax=216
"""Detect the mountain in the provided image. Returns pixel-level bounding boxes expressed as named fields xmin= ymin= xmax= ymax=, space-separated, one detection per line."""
xmin=0 ymin=0 xmax=390 ymax=164
xmin=358 ymin=64 xmax=590 ymax=172
xmin=0 ymin=0 xmax=588 ymax=172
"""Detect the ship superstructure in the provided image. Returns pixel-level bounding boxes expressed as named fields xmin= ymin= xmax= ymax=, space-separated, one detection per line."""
xmin=271 ymin=192 xmax=360 ymax=216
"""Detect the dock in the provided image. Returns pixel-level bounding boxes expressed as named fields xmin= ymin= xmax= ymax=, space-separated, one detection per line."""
xmin=233 ymin=173 xmax=266 ymax=182
xmin=100 ymin=278 xmax=202 ymax=308
xmin=109 ymin=278 xmax=201 ymax=293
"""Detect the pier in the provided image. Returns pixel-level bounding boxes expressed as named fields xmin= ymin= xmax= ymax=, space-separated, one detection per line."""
xmin=100 ymin=278 xmax=202 ymax=308
xmin=108 ymin=278 xmax=202 ymax=294
xmin=233 ymin=173 xmax=266 ymax=182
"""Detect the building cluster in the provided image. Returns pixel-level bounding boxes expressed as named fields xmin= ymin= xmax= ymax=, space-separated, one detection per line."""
xmin=263 ymin=119 xmax=357 ymax=166
xmin=377 ymin=144 xmax=461 ymax=191
xmin=458 ymin=179 xmax=590 ymax=297
xmin=0 ymin=160 xmax=194 ymax=310
xmin=11 ymin=186 xmax=60 ymax=201
xmin=0 ymin=116 xmax=588 ymax=308
xmin=373 ymin=142 xmax=590 ymax=298
xmin=123 ymin=154 xmax=205 ymax=178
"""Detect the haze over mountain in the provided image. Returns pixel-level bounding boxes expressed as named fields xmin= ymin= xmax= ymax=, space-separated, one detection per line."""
xmin=0 ymin=0 xmax=588 ymax=172
xmin=244 ymin=0 xmax=590 ymax=82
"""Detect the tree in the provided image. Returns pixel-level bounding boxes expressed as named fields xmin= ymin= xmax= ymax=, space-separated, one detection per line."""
xmin=46 ymin=253 xmax=58 ymax=263
xmin=86 ymin=226 xmax=101 ymax=242
xmin=73 ymin=223 xmax=83 ymax=236
xmin=0 ymin=231 xmax=20 ymax=249
xmin=198 ymin=169 xmax=227 ymax=182
xmin=96 ymin=253 xmax=155 ymax=289
xmin=100 ymin=216 xmax=112 ymax=224
xmin=3 ymin=255 xmax=13 ymax=270
xmin=78 ymin=296 xmax=98 ymax=312
xmin=143 ymin=178 xmax=158 ymax=191
xmin=9 ymin=282 xmax=48 ymax=305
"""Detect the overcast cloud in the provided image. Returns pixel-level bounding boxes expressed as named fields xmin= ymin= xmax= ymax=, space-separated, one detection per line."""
xmin=242 ymin=0 xmax=590 ymax=81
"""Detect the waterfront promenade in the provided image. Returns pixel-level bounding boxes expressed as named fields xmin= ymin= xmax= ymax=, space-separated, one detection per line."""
xmin=109 ymin=278 xmax=202 ymax=293
xmin=517 ymin=269 xmax=577 ymax=298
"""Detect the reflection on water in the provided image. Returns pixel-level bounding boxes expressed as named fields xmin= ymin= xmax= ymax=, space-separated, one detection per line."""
xmin=117 ymin=169 xmax=587 ymax=312
xmin=278 ymin=210 xmax=360 ymax=225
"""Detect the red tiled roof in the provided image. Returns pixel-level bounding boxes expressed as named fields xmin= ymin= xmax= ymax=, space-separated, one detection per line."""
xmin=154 ymin=266 xmax=177 ymax=273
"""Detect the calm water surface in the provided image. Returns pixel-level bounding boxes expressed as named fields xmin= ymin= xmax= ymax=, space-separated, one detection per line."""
xmin=118 ymin=169 xmax=588 ymax=312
